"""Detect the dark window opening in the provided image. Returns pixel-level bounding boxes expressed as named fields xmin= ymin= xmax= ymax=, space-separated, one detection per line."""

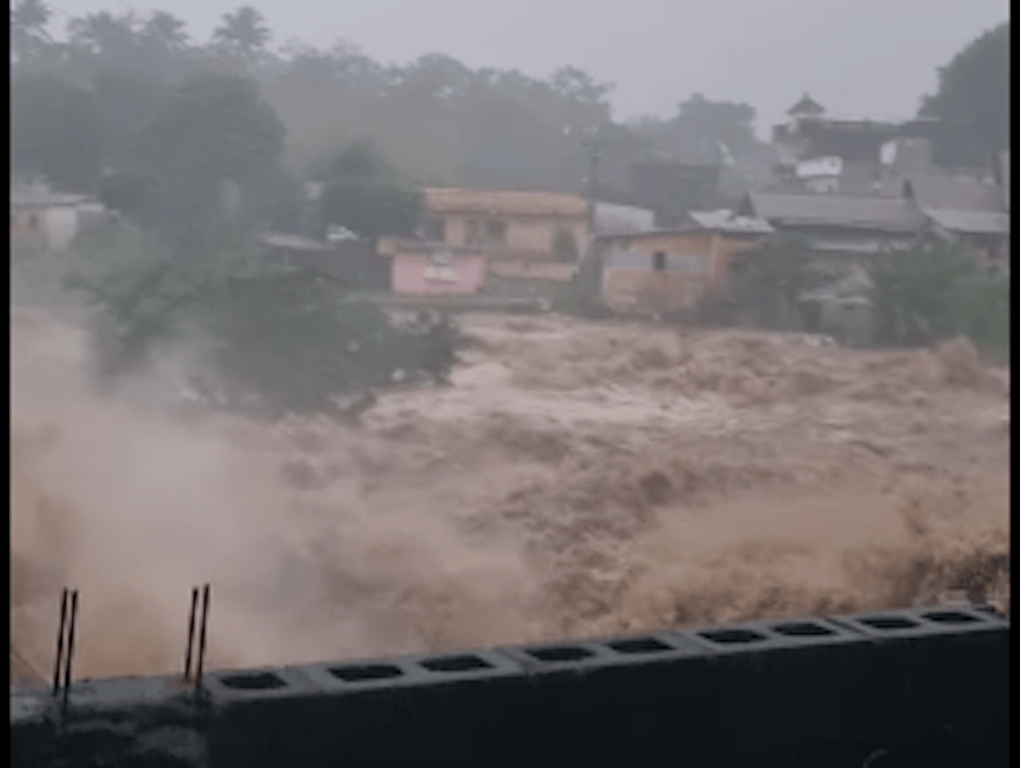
xmin=484 ymin=219 xmax=507 ymax=243
xmin=464 ymin=219 xmax=483 ymax=245
xmin=653 ymin=252 xmax=666 ymax=271
xmin=422 ymin=216 xmax=446 ymax=242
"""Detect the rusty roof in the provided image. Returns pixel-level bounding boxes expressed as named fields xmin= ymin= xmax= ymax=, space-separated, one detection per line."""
xmin=424 ymin=187 xmax=588 ymax=218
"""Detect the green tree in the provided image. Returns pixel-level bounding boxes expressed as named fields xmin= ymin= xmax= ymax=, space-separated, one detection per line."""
xmin=920 ymin=22 xmax=1010 ymax=167
xmin=11 ymin=72 xmax=103 ymax=191
xmin=869 ymin=241 xmax=1009 ymax=357
xmin=69 ymin=250 xmax=463 ymax=417
xmin=141 ymin=10 xmax=189 ymax=51
xmin=137 ymin=71 xmax=285 ymax=253
xmin=729 ymin=235 xmax=820 ymax=330
xmin=319 ymin=139 xmax=423 ymax=240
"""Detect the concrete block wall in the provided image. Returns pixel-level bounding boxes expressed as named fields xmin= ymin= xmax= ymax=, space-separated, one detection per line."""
xmin=12 ymin=605 xmax=1009 ymax=767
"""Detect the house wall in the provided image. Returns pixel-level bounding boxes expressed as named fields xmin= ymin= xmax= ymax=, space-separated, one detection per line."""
xmin=429 ymin=213 xmax=589 ymax=261
xmin=600 ymin=231 xmax=760 ymax=316
xmin=10 ymin=204 xmax=80 ymax=252
xmin=391 ymin=254 xmax=486 ymax=295
xmin=44 ymin=206 xmax=80 ymax=251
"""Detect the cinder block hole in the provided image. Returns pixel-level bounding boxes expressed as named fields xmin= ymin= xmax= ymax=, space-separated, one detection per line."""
xmin=698 ymin=629 xmax=767 ymax=645
xmin=607 ymin=637 xmax=674 ymax=655
xmin=219 ymin=672 xmax=287 ymax=690
xmin=420 ymin=655 xmax=492 ymax=673
xmin=922 ymin=610 xmax=981 ymax=624
xmin=771 ymin=622 xmax=834 ymax=637
xmin=526 ymin=645 xmax=594 ymax=663
xmin=329 ymin=664 xmax=403 ymax=682
xmin=858 ymin=616 xmax=918 ymax=630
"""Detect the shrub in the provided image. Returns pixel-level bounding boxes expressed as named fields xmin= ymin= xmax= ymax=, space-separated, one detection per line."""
xmin=868 ymin=242 xmax=1009 ymax=359
xmin=68 ymin=248 xmax=463 ymax=418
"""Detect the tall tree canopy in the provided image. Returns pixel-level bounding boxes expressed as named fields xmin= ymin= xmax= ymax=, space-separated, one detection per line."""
xmin=920 ymin=22 xmax=1010 ymax=167
xmin=9 ymin=3 xmax=776 ymax=205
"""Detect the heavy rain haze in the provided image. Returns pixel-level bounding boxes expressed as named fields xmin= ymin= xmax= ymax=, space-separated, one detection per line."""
xmin=39 ymin=0 xmax=1010 ymax=128
xmin=10 ymin=0 xmax=1010 ymax=688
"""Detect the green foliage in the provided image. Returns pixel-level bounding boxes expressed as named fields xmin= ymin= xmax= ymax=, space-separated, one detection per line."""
xmin=920 ymin=22 xmax=1010 ymax=167
xmin=868 ymin=242 xmax=1010 ymax=358
xmin=729 ymin=235 xmax=821 ymax=330
xmin=11 ymin=72 xmax=103 ymax=191
xmin=319 ymin=140 xmax=424 ymax=240
xmin=137 ymin=71 xmax=286 ymax=253
xmin=67 ymin=249 xmax=463 ymax=418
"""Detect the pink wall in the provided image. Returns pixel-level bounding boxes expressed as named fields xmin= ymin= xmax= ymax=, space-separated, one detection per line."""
xmin=391 ymin=255 xmax=487 ymax=295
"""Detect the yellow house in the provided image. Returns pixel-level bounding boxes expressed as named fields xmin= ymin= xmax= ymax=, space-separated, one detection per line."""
xmin=597 ymin=213 xmax=772 ymax=316
xmin=421 ymin=187 xmax=589 ymax=263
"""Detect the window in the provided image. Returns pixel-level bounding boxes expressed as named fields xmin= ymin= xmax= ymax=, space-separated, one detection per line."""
xmin=484 ymin=219 xmax=507 ymax=243
xmin=464 ymin=219 xmax=483 ymax=245
xmin=28 ymin=213 xmax=40 ymax=231
xmin=653 ymin=252 xmax=666 ymax=271
xmin=422 ymin=216 xmax=446 ymax=242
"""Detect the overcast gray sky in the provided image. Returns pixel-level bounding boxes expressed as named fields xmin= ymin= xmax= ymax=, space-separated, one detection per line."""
xmin=47 ymin=0 xmax=1009 ymax=134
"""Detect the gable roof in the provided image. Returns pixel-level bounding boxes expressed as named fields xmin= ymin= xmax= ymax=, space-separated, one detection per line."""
xmin=743 ymin=192 xmax=924 ymax=232
xmin=787 ymin=93 xmax=825 ymax=117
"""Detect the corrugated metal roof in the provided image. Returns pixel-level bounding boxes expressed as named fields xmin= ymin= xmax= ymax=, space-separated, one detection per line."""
xmin=746 ymin=192 xmax=924 ymax=231
xmin=922 ymin=207 xmax=1011 ymax=235
xmin=424 ymin=187 xmax=587 ymax=217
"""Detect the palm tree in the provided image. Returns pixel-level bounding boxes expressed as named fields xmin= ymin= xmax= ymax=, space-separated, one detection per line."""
xmin=66 ymin=11 xmax=139 ymax=58
xmin=142 ymin=11 xmax=189 ymax=50
xmin=213 ymin=6 xmax=271 ymax=63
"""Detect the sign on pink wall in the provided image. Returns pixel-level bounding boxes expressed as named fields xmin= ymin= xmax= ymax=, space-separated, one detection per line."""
xmin=391 ymin=255 xmax=487 ymax=295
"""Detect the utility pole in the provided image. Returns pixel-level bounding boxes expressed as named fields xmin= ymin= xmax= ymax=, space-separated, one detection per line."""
xmin=585 ymin=140 xmax=601 ymax=235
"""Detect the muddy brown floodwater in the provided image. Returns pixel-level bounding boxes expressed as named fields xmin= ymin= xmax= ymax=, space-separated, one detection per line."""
xmin=10 ymin=308 xmax=1010 ymax=684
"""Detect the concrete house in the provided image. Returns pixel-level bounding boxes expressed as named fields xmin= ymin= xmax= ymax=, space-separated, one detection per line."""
xmin=595 ymin=212 xmax=772 ymax=316
xmin=420 ymin=187 xmax=589 ymax=263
